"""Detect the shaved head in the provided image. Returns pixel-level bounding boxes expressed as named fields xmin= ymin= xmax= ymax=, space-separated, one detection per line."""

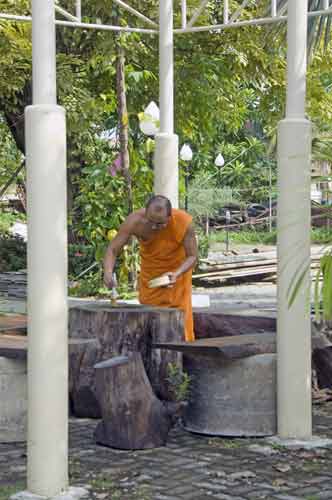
xmin=145 ymin=195 xmax=172 ymax=231
xmin=145 ymin=195 xmax=172 ymax=216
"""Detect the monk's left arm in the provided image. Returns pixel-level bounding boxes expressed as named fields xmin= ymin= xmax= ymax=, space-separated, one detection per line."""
xmin=174 ymin=224 xmax=198 ymax=279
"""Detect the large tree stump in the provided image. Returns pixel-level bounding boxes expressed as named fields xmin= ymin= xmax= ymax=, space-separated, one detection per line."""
xmin=94 ymin=353 xmax=172 ymax=449
xmin=69 ymin=304 xmax=183 ymax=417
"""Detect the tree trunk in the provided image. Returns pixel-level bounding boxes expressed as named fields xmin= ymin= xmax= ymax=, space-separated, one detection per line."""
xmin=115 ymin=30 xmax=133 ymax=214
xmin=94 ymin=352 xmax=172 ymax=449
xmin=69 ymin=304 xmax=184 ymax=418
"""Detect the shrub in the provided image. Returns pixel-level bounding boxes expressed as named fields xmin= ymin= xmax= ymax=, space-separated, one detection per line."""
xmin=0 ymin=233 xmax=26 ymax=272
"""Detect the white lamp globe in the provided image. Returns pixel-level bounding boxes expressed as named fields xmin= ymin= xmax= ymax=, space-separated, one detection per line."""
xmin=139 ymin=120 xmax=158 ymax=136
xmin=139 ymin=101 xmax=160 ymax=136
xmin=145 ymin=101 xmax=160 ymax=121
xmin=215 ymin=153 xmax=225 ymax=167
xmin=180 ymin=144 xmax=193 ymax=162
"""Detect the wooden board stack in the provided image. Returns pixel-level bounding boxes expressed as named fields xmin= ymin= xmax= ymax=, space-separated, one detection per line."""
xmin=193 ymin=251 xmax=322 ymax=286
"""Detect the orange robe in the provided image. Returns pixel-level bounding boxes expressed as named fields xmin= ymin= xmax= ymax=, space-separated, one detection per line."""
xmin=139 ymin=209 xmax=194 ymax=342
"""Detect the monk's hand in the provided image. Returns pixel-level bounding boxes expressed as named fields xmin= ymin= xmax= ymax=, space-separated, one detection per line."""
xmin=104 ymin=270 xmax=116 ymax=289
xmin=164 ymin=272 xmax=178 ymax=287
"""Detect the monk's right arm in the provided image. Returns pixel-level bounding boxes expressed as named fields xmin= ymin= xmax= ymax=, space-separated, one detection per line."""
xmin=103 ymin=219 xmax=133 ymax=288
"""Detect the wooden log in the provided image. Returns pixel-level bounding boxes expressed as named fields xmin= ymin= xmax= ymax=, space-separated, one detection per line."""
xmin=193 ymin=311 xmax=276 ymax=340
xmin=312 ymin=346 xmax=332 ymax=389
xmin=94 ymin=352 xmax=172 ymax=449
xmin=69 ymin=304 xmax=183 ymax=418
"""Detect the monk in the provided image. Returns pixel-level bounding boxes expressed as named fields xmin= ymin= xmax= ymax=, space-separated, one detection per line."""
xmin=103 ymin=195 xmax=198 ymax=342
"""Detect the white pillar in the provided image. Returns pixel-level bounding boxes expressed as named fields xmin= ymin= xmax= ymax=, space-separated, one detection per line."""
xmin=155 ymin=0 xmax=179 ymax=208
xmin=32 ymin=0 xmax=57 ymax=105
xmin=277 ymin=0 xmax=312 ymax=439
xmin=26 ymin=0 xmax=68 ymax=496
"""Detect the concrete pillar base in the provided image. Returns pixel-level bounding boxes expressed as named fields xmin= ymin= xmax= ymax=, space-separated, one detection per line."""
xmin=277 ymin=117 xmax=312 ymax=439
xmin=154 ymin=133 xmax=179 ymax=208
xmin=0 ymin=357 xmax=27 ymax=443
xmin=267 ymin=435 xmax=332 ymax=450
xmin=10 ymin=486 xmax=89 ymax=500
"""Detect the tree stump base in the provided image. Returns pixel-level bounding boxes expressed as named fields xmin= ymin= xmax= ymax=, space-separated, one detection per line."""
xmin=69 ymin=304 xmax=184 ymax=418
xmin=94 ymin=352 xmax=172 ymax=449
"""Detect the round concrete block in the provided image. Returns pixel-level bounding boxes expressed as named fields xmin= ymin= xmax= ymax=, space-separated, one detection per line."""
xmin=183 ymin=353 xmax=276 ymax=437
xmin=0 ymin=357 xmax=27 ymax=442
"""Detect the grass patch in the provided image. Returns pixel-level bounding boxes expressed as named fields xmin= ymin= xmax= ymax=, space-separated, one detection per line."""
xmin=0 ymin=482 xmax=25 ymax=500
xmin=208 ymin=438 xmax=244 ymax=449
xmin=209 ymin=228 xmax=332 ymax=246
xmin=89 ymin=474 xmax=151 ymax=500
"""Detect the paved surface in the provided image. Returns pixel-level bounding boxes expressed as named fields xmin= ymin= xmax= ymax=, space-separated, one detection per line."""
xmin=1 ymin=249 xmax=330 ymax=500
xmin=2 ymin=402 xmax=332 ymax=500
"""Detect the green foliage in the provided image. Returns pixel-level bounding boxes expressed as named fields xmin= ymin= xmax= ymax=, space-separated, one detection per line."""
xmin=0 ymin=211 xmax=20 ymax=233
xmin=196 ymin=228 xmax=210 ymax=259
xmin=166 ymin=362 xmax=192 ymax=402
xmin=314 ymin=251 xmax=332 ymax=322
xmin=210 ymin=228 xmax=332 ymax=246
xmin=187 ymin=171 xmax=237 ymax=221
xmin=68 ymin=244 xmax=95 ymax=277
xmin=0 ymin=233 xmax=26 ymax=272
xmin=0 ymin=482 xmax=25 ymax=500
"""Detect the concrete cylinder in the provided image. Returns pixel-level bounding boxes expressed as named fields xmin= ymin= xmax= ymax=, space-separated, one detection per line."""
xmin=183 ymin=354 xmax=276 ymax=437
xmin=0 ymin=357 xmax=27 ymax=442
xmin=25 ymin=104 xmax=68 ymax=496
xmin=154 ymin=133 xmax=179 ymax=208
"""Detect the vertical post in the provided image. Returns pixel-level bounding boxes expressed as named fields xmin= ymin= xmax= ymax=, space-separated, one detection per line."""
xmin=323 ymin=0 xmax=329 ymax=9
xmin=271 ymin=0 xmax=277 ymax=17
xmin=76 ymin=0 xmax=82 ymax=21
xmin=181 ymin=0 xmax=187 ymax=29
xmin=269 ymin=165 xmax=272 ymax=232
xmin=26 ymin=0 xmax=68 ymax=496
xmin=154 ymin=0 xmax=179 ymax=208
xmin=277 ymin=0 xmax=312 ymax=439
xmin=185 ymin=165 xmax=189 ymax=211
xmin=224 ymin=0 xmax=229 ymax=24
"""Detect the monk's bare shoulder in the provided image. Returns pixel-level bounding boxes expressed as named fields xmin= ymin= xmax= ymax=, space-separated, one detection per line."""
xmin=123 ymin=210 xmax=145 ymax=236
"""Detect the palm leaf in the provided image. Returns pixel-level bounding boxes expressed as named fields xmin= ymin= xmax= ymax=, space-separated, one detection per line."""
xmin=266 ymin=0 xmax=332 ymax=59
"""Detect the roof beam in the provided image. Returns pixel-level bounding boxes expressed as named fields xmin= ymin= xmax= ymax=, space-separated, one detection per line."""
xmin=112 ymin=0 xmax=157 ymax=27
xmin=0 ymin=12 xmax=157 ymax=33
xmin=229 ymin=0 xmax=250 ymax=23
xmin=175 ymin=6 xmax=332 ymax=34
xmin=187 ymin=0 xmax=209 ymax=28
xmin=55 ymin=4 xmax=79 ymax=22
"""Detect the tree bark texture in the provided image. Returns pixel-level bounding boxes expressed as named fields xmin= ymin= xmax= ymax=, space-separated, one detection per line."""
xmin=69 ymin=304 xmax=184 ymax=418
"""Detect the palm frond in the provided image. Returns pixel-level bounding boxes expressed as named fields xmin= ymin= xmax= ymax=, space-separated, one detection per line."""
xmin=266 ymin=0 xmax=332 ymax=58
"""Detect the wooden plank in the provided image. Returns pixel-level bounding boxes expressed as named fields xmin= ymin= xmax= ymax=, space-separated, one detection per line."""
xmin=0 ymin=335 xmax=96 ymax=360
xmin=153 ymin=333 xmax=277 ymax=360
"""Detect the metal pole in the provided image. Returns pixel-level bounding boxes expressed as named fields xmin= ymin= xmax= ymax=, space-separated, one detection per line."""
xmin=76 ymin=0 xmax=82 ymax=21
xmin=32 ymin=0 xmax=56 ymax=104
xmin=271 ymin=0 xmax=277 ymax=17
xmin=154 ymin=0 xmax=178 ymax=207
xmin=269 ymin=165 xmax=272 ymax=232
xmin=26 ymin=0 xmax=68 ymax=496
xmin=181 ymin=0 xmax=187 ymax=29
xmin=185 ymin=165 xmax=189 ymax=211
xmin=277 ymin=0 xmax=312 ymax=439
xmin=159 ymin=0 xmax=173 ymax=134
xmin=224 ymin=0 xmax=229 ymax=24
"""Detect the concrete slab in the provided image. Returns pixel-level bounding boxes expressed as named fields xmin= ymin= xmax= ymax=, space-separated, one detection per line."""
xmin=267 ymin=435 xmax=332 ymax=450
xmin=10 ymin=486 xmax=89 ymax=500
